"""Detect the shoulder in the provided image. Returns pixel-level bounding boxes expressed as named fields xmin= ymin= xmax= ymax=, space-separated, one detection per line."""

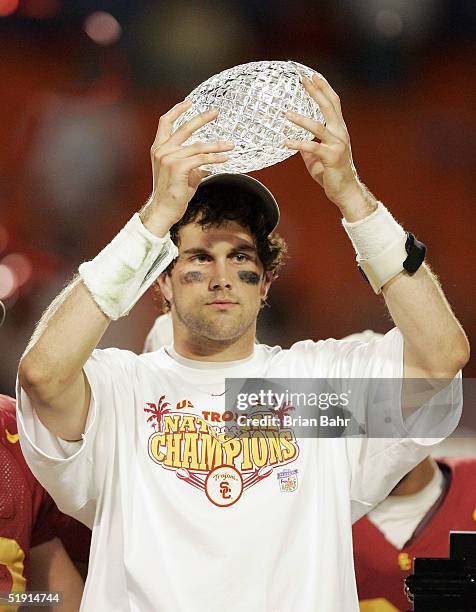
xmin=253 ymin=335 xmax=399 ymax=377
xmin=252 ymin=340 xmax=327 ymax=359
xmin=282 ymin=328 xmax=400 ymax=367
xmin=83 ymin=348 xmax=143 ymax=390
xmin=287 ymin=328 xmax=402 ymax=356
xmin=90 ymin=346 xmax=139 ymax=363
xmin=86 ymin=347 xmax=141 ymax=374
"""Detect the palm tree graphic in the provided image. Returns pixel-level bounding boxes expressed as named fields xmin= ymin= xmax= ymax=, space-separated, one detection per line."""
xmin=144 ymin=395 xmax=171 ymax=432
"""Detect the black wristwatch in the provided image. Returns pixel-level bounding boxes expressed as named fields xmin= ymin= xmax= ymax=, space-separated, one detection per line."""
xmin=403 ymin=232 xmax=426 ymax=273
xmin=358 ymin=232 xmax=427 ymax=287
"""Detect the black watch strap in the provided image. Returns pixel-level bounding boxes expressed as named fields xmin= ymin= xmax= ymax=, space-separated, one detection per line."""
xmin=403 ymin=233 xmax=426 ymax=273
xmin=357 ymin=231 xmax=427 ymax=293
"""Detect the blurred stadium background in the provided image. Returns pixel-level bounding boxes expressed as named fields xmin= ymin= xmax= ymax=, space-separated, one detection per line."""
xmin=0 ymin=0 xmax=474 ymax=395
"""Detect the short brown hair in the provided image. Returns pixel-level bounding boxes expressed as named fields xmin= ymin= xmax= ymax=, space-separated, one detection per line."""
xmin=155 ymin=183 xmax=287 ymax=310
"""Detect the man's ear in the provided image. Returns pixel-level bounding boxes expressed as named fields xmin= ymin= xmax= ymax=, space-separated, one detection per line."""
xmin=157 ymin=272 xmax=173 ymax=304
xmin=261 ymin=271 xmax=273 ymax=301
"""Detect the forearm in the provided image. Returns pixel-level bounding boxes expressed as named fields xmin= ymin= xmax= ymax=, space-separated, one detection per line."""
xmin=284 ymin=74 xmax=470 ymax=376
xmin=19 ymin=277 xmax=110 ymax=404
xmin=383 ymin=264 xmax=469 ymax=377
xmin=338 ymin=185 xmax=469 ymax=377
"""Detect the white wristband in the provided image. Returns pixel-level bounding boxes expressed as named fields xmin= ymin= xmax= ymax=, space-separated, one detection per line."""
xmin=342 ymin=202 xmax=407 ymax=294
xmin=79 ymin=213 xmax=179 ymax=320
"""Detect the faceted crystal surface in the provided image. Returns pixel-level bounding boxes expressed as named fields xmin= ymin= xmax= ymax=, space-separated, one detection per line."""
xmin=173 ymin=60 xmax=325 ymax=174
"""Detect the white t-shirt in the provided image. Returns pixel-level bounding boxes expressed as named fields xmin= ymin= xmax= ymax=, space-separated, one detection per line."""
xmin=16 ymin=328 xmax=461 ymax=612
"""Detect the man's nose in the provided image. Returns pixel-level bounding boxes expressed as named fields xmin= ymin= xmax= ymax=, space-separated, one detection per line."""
xmin=209 ymin=260 xmax=233 ymax=291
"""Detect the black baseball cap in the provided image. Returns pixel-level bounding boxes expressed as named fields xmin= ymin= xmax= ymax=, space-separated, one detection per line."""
xmin=196 ymin=173 xmax=280 ymax=235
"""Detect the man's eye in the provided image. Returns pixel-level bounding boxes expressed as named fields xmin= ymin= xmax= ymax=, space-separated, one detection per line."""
xmin=233 ymin=253 xmax=250 ymax=263
xmin=192 ymin=254 xmax=211 ymax=263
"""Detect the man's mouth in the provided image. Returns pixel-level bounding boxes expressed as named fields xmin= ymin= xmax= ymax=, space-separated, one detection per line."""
xmin=207 ymin=300 xmax=238 ymax=308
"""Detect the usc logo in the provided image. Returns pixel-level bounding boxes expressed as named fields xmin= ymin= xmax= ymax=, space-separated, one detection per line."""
xmin=220 ymin=482 xmax=232 ymax=499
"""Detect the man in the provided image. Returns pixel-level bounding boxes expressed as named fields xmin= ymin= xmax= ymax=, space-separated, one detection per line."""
xmin=353 ymin=454 xmax=476 ymax=611
xmin=0 ymin=394 xmax=87 ymax=611
xmin=16 ymin=75 xmax=468 ymax=611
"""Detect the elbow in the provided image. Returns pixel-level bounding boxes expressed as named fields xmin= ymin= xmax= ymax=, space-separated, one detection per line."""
xmin=439 ymin=336 xmax=470 ymax=378
xmin=19 ymin=354 xmax=40 ymax=390
xmin=18 ymin=353 xmax=57 ymax=401
xmin=413 ymin=335 xmax=470 ymax=379
xmin=454 ymin=336 xmax=470 ymax=372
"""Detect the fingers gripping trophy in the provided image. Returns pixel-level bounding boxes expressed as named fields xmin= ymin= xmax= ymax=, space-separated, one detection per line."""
xmin=172 ymin=60 xmax=325 ymax=175
xmin=142 ymin=59 xmax=363 ymax=243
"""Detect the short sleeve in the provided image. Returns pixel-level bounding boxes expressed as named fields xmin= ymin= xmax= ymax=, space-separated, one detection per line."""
xmin=324 ymin=327 xmax=404 ymax=379
xmin=16 ymin=348 xmax=137 ymax=526
xmin=288 ymin=327 xmax=403 ymax=379
xmin=344 ymin=374 xmax=462 ymax=523
xmin=289 ymin=328 xmax=462 ymax=522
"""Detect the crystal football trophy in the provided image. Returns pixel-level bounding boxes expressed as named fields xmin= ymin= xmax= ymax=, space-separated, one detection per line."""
xmin=173 ymin=60 xmax=325 ymax=174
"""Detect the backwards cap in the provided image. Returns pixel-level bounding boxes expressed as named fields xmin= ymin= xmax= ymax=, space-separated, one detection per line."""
xmin=195 ymin=173 xmax=280 ymax=235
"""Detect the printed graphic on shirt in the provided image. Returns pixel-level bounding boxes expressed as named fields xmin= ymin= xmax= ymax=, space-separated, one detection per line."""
xmin=277 ymin=468 xmax=299 ymax=493
xmin=144 ymin=395 xmax=300 ymax=506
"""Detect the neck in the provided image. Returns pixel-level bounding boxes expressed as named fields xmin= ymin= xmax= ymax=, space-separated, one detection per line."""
xmin=390 ymin=457 xmax=438 ymax=496
xmin=171 ymin=317 xmax=256 ymax=362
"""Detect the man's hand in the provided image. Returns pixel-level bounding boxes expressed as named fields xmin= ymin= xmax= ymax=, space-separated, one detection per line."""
xmin=140 ymin=100 xmax=235 ymax=237
xmin=284 ymin=75 xmax=373 ymax=219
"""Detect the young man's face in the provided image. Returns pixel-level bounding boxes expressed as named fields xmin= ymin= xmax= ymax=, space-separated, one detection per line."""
xmin=158 ymin=220 xmax=272 ymax=342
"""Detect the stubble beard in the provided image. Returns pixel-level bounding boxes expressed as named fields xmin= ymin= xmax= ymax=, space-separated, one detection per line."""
xmin=174 ymin=301 xmax=258 ymax=342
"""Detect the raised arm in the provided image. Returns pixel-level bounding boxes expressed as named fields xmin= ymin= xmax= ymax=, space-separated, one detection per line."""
xmin=18 ymin=278 xmax=109 ymax=441
xmin=18 ymin=100 xmax=234 ymax=441
xmin=285 ymin=75 xmax=469 ymax=379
